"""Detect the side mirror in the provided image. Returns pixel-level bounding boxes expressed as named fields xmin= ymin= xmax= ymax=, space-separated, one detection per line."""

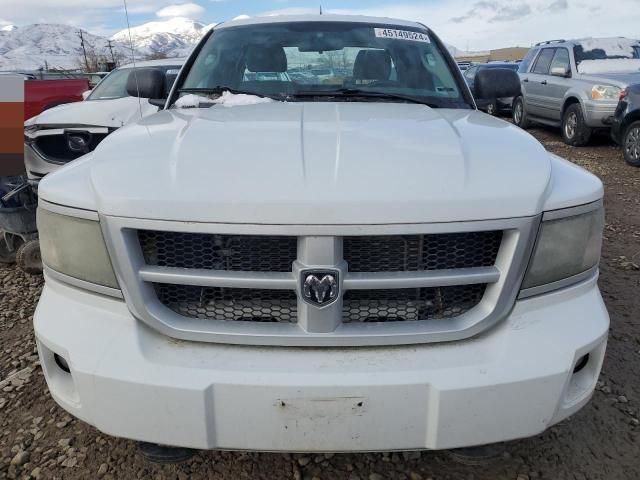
xmin=550 ymin=66 xmax=570 ymax=78
xmin=474 ymin=68 xmax=521 ymax=100
xmin=126 ymin=68 xmax=165 ymax=100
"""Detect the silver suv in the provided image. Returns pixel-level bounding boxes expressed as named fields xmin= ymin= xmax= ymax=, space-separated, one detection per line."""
xmin=513 ymin=38 xmax=640 ymax=146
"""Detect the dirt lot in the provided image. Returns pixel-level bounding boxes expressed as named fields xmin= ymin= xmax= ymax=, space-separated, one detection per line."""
xmin=1 ymin=124 xmax=639 ymax=480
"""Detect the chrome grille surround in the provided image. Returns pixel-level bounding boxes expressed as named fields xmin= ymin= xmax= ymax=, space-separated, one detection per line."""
xmin=100 ymin=216 xmax=540 ymax=347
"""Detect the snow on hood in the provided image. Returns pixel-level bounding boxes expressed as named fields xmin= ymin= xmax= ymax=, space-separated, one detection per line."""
xmin=577 ymin=38 xmax=639 ymax=58
xmin=578 ymin=59 xmax=640 ymax=74
xmin=174 ymin=91 xmax=274 ymax=108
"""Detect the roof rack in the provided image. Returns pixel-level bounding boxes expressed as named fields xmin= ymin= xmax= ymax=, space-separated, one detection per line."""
xmin=534 ymin=39 xmax=566 ymax=46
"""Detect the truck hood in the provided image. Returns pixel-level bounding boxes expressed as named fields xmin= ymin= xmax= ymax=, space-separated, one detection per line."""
xmin=26 ymin=96 xmax=158 ymax=129
xmin=43 ymin=102 xmax=560 ymax=224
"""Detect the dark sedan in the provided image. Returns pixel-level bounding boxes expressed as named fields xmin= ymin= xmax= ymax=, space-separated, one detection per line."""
xmin=464 ymin=62 xmax=521 ymax=115
xmin=612 ymin=84 xmax=640 ymax=167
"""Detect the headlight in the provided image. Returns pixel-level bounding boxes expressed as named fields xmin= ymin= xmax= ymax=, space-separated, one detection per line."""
xmin=38 ymin=208 xmax=119 ymax=289
xmin=591 ymin=85 xmax=621 ymax=101
xmin=522 ymin=203 xmax=604 ymax=291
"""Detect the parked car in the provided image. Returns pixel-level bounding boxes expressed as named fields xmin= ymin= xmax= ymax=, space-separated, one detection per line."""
xmin=23 ymin=58 xmax=184 ymax=185
xmin=34 ymin=15 xmax=608 ymax=456
xmin=24 ymin=78 xmax=89 ymax=121
xmin=513 ymin=38 xmax=640 ymax=146
xmin=611 ymin=84 xmax=640 ymax=166
xmin=464 ymin=62 xmax=521 ymax=114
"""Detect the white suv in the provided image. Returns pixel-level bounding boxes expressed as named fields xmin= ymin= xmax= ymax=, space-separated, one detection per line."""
xmin=34 ymin=15 xmax=609 ymax=453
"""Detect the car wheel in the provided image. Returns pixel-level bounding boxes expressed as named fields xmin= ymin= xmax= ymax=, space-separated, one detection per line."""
xmin=512 ymin=97 xmax=530 ymax=129
xmin=0 ymin=231 xmax=24 ymax=265
xmin=16 ymin=239 xmax=42 ymax=275
xmin=485 ymin=101 xmax=497 ymax=116
xmin=562 ymin=104 xmax=592 ymax=146
xmin=623 ymin=121 xmax=640 ymax=167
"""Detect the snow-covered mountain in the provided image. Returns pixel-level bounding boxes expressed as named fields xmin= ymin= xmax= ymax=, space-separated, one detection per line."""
xmin=0 ymin=24 xmax=134 ymax=71
xmin=111 ymin=17 xmax=215 ymax=58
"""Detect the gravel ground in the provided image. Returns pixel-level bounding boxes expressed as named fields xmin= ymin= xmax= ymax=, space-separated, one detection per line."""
xmin=1 ymin=124 xmax=639 ymax=480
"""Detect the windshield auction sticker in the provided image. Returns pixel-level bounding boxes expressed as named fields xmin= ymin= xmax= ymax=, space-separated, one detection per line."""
xmin=374 ymin=28 xmax=430 ymax=43
xmin=0 ymin=75 xmax=24 ymax=176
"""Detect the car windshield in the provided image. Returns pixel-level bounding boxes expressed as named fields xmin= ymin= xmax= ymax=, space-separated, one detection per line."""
xmin=88 ymin=66 xmax=181 ymax=100
xmin=178 ymin=21 xmax=468 ymax=108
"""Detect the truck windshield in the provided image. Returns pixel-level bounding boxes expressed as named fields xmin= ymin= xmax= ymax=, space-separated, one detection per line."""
xmin=178 ymin=21 xmax=468 ymax=108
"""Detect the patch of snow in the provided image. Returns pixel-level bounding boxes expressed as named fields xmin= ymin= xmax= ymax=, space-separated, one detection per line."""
xmin=1 ymin=25 xmax=17 ymax=32
xmin=577 ymin=37 xmax=639 ymax=58
xmin=174 ymin=94 xmax=216 ymax=108
xmin=111 ymin=17 xmax=209 ymax=58
xmin=0 ymin=24 xmax=134 ymax=71
xmin=175 ymin=91 xmax=274 ymax=108
xmin=578 ymin=59 xmax=640 ymax=74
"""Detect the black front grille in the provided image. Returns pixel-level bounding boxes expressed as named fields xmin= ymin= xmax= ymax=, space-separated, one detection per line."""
xmin=342 ymin=285 xmax=486 ymax=323
xmin=34 ymin=133 xmax=109 ymax=162
xmin=138 ymin=231 xmax=297 ymax=272
xmin=154 ymin=284 xmax=298 ymax=322
xmin=344 ymin=232 xmax=502 ymax=272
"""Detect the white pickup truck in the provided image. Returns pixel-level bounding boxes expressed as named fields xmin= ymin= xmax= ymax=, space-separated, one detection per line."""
xmin=34 ymin=15 xmax=609 ymax=455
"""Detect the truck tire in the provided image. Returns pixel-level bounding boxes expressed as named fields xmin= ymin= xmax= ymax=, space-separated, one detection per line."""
xmin=562 ymin=103 xmax=592 ymax=146
xmin=512 ymin=97 xmax=530 ymax=129
xmin=16 ymin=240 xmax=43 ymax=275
xmin=0 ymin=231 xmax=24 ymax=265
xmin=623 ymin=121 xmax=640 ymax=167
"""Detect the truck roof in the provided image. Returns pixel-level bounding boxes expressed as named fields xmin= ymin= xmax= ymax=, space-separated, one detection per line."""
xmin=216 ymin=14 xmax=425 ymax=31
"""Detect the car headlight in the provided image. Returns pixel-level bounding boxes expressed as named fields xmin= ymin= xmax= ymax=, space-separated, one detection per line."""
xmin=522 ymin=203 xmax=604 ymax=291
xmin=591 ymin=85 xmax=621 ymax=101
xmin=38 ymin=208 xmax=119 ymax=289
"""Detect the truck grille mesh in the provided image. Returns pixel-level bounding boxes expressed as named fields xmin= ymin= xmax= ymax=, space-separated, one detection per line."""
xmin=344 ymin=232 xmax=502 ymax=272
xmin=342 ymin=285 xmax=486 ymax=322
xmin=154 ymin=284 xmax=298 ymax=323
xmin=138 ymin=231 xmax=297 ymax=272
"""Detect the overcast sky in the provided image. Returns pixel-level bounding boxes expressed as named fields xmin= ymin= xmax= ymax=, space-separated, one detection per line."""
xmin=0 ymin=0 xmax=638 ymax=50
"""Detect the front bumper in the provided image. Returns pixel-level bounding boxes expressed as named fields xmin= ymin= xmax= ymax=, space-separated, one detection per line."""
xmin=584 ymin=100 xmax=617 ymax=128
xmin=35 ymin=274 xmax=609 ymax=452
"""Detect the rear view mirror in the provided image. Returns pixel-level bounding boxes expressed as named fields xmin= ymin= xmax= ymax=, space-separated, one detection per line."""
xmin=474 ymin=68 xmax=521 ymax=100
xmin=126 ymin=68 xmax=165 ymax=100
xmin=550 ymin=66 xmax=570 ymax=77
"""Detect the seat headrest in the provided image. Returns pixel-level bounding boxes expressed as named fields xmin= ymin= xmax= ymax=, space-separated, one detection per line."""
xmin=246 ymin=45 xmax=287 ymax=73
xmin=353 ymin=50 xmax=392 ymax=81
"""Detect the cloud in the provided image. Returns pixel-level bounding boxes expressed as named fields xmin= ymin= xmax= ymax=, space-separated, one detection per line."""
xmin=450 ymin=1 xmax=531 ymax=24
xmin=490 ymin=3 xmax=532 ymax=22
xmin=156 ymin=2 xmax=205 ymax=19
xmin=546 ymin=0 xmax=569 ymax=11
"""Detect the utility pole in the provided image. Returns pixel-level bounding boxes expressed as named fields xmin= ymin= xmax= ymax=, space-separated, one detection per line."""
xmin=106 ymin=40 xmax=116 ymax=64
xmin=78 ymin=29 xmax=89 ymax=72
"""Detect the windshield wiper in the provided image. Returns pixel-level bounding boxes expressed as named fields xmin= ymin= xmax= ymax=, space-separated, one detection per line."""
xmin=177 ymin=86 xmax=283 ymax=101
xmin=290 ymin=88 xmax=441 ymax=108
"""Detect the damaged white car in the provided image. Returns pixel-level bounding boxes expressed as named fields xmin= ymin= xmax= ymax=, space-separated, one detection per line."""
xmin=23 ymin=58 xmax=184 ymax=185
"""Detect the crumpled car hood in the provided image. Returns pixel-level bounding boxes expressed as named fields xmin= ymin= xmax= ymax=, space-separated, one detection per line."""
xmin=26 ymin=96 xmax=158 ymax=129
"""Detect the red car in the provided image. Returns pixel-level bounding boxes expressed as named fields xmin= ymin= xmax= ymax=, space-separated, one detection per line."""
xmin=24 ymin=79 xmax=89 ymax=121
